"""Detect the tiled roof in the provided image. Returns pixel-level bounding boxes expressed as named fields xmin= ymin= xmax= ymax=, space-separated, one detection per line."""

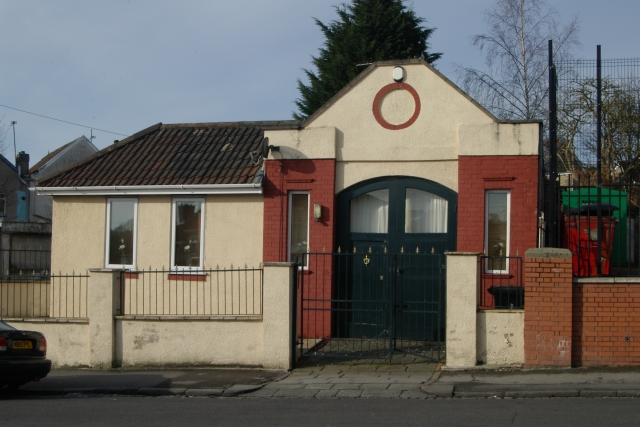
xmin=39 ymin=121 xmax=299 ymax=188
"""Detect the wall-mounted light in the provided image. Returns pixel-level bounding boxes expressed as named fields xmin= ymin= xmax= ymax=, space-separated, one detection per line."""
xmin=314 ymin=204 xmax=322 ymax=222
xmin=393 ymin=66 xmax=405 ymax=82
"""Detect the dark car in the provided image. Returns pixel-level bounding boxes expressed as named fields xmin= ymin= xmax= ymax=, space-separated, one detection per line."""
xmin=0 ymin=321 xmax=51 ymax=391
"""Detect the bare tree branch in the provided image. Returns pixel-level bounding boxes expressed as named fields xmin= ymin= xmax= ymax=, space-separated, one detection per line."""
xmin=456 ymin=0 xmax=580 ymax=121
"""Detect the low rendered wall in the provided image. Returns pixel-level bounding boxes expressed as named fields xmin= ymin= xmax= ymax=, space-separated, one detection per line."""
xmin=115 ymin=317 xmax=263 ymax=367
xmin=477 ymin=310 xmax=524 ymax=365
xmin=1 ymin=263 xmax=294 ymax=370
xmin=3 ymin=319 xmax=90 ymax=367
xmin=446 ymin=252 xmax=524 ymax=368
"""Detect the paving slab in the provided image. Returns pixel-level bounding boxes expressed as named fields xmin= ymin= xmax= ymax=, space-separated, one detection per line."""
xmin=580 ymin=390 xmax=618 ymax=398
xmin=361 ymin=383 xmax=390 ymax=390
xmin=303 ymin=384 xmax=334 ymax=390
xmin=336 ymin=389 xmax=363 ymax=398
xmin=274 ymin=389 xmax=319 ymax=398
xmin=400 ymin=390 xmax=429 ymax=399
xmin=185 ymin=388 xmax=224 ymax=397
xmin=361 ymin=389 xmax=402 ymax=398
xmin=315 ymin=390 xmax=340 ymax=398
xmin=245 ymin=388 xmax=277 ymax=398
xmin=505 ymin=390 xmax=579 ymax=398
xmin=617 ymin=390 xmax=640 ymax=398
xmin=388 ymin=383 xmax=425 ymax=391
xmin=138 ymin=388 xmax=186 ymax=396
xmin=263 ymin=383 xmax=305 ymax=390
xmin=420 ymin=384 xmax=454 ymax=398
xmin=222 ymin=384 xmax=264 ymax=397
xmin=332 ymin=383 xmax=362 ymax=390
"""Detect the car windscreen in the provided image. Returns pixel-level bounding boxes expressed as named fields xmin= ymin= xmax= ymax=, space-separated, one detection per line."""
xmin=0 ymin=321 xmax=16 ymax=330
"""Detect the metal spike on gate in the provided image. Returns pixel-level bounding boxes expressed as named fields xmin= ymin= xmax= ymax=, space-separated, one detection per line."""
xmin=368 ymin=247 xmax=372 ymax=254
xmin=353 ymin=247 xmax=357 ymax=254
xmin=383 ymin=246 xmax=387 ymax=254
xmin=322 ymin=246 xmax=326 ymax=253
xmin=416 ymin=247 xmax=419 ymax=254
xmin=432 ymin=247 xmax=435 ymax=254
xmin=19 ymin=270 xmax=22 ymax=276
xmin=516 ymin=250 xmax=519 ymax=256
xmin=400 ymin=247 xmax=404 ymax=254
xmin=337 ymin=246 xmax=341 ymax=253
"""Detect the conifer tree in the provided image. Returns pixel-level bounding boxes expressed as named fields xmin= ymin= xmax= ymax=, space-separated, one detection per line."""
xmin=294 ymin=0 xmax=441 ymax=120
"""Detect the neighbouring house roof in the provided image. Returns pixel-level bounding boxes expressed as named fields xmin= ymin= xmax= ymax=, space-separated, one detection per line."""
xmin=0 ymin=154 xmax=18 ymax=173
xmin=30 ymin=141 xmax=73 ymax=174
xmin=30 ymin=135 xmax=99 ymax=177
xmin=35 ymin=121 xmax=299 ymax=196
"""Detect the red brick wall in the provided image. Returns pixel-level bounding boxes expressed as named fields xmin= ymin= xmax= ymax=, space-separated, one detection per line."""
xmin=459 ymin=155 xmax=538 ymax=308
xmin=263 ymin=159 xmax=336 ymax=340
xmin=458 ymin=155 xmax=538 ymax=253
xmin=524 ymin=254 xmax=573 ymax=367
xmin=572 ymin=282 xmax=640 ymax=366
xmin=523 ymin=250 xmax=640 ymax=367
xmin=263 ymin=159 xmax=336 ymax=262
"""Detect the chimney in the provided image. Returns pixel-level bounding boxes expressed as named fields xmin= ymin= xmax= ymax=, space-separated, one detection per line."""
xmin=16 ymin=151 xmax=29 ymax=178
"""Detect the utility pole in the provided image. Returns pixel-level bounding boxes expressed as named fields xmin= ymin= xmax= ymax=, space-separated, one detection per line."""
xmin=11 ymin=121 xmax=17 ymax=164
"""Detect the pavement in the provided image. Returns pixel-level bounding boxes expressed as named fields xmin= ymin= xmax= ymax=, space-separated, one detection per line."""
xmin=8 ymin=360 xmax=640 ymax=399
xmin=13 ymin=368 xmax=287 ymax=397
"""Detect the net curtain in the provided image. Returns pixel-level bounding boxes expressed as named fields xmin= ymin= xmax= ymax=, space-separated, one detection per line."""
xmin=349 ymin=189 xmax=447 ymax=234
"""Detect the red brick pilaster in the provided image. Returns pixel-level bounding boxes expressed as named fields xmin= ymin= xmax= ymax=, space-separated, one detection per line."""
xmin=524 ymin=248 xmax=573 ymax=367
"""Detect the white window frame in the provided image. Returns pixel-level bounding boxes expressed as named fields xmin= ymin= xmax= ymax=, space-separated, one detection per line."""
xmin=171 ymin=197 xmax=205 ymax=271
xmin=105 ymin=198 xmax=138 ymax=269
xmin=484 ymin=190 xmax=510 ymax=274
xmin=288 ymin=191 xmax=310 ymax=268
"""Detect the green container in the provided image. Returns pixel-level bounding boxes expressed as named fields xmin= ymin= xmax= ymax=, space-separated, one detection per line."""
xmin=562 ymin=188 xmax=628 ymax=267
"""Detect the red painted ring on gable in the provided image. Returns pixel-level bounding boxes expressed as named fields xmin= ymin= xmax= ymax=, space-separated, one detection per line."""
xmin=372 ymin=82 xmax=421 ymax=130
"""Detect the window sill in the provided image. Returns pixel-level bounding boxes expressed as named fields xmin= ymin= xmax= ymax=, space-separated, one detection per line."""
xmin=168 ymin=273 xmax=207 ymax=282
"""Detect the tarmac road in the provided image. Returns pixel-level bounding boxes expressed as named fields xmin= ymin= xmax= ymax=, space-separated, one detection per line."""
xmin=2 ymin=394 xmax=640 ymax=427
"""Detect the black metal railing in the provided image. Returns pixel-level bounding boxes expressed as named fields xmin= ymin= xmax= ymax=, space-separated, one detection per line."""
xmin=119 ymin=267 xmax=263 ymax=316
xmin=0 ymin=272 xmax=88 ymax=318
xmin=0 ymin=249 xmax=51 ymax=278
xmin=479 ymin=256 xmax=523 ymax=309
xmin=545 ymin=52 xmax=640 ymax=277
xmin=50 ymin=273 xmax=89 ymax=318
xmin=298 ymin=251 xmax=444 ymax=362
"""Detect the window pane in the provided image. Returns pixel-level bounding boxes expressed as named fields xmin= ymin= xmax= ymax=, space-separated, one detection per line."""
xmin=487 ymin=192 xmax=509 ymax=271
xmin=405 ymin=189 xmax=448 ymax=233
xmin=174 ymin=201 xmax=202 ymax=268
xmin=290 ymin=194 xmax=308 ymax=266
xmin=350 ymin=189 xmax=389 ymax=233
xmin=108 ymin=200 xmax=135 ymax=266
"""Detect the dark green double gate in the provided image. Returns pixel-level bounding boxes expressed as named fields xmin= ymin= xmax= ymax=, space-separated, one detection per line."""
xmin=297 ymin=249 xmax=445 ymax=361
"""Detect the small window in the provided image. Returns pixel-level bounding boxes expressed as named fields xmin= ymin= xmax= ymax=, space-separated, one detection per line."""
xmin=485 ymin=191 xmax=510 ymax=273
xmin=172 ymin=198 xmax=204 ymax=270
xmin=106 ymin=198 xmax=137 ymax=268
xmin=288 ymin=192 xmax=309 ymax=266
xmin=0 ymin=193 xmax=5 ymax=217
xmin=350 ymin=189 xmax=389 ymax=233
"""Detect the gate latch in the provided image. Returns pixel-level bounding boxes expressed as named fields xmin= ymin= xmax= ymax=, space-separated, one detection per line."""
xmin=396 ymin=268 xmax=404 ymax=274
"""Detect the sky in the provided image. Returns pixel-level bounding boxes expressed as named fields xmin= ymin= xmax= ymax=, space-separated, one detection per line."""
xmin=0 ymin=0 xmax=638 ymax=166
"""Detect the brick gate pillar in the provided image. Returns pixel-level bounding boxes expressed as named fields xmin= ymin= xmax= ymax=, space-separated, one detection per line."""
xmin=524 ymin=248 xmax=573 ymax=367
